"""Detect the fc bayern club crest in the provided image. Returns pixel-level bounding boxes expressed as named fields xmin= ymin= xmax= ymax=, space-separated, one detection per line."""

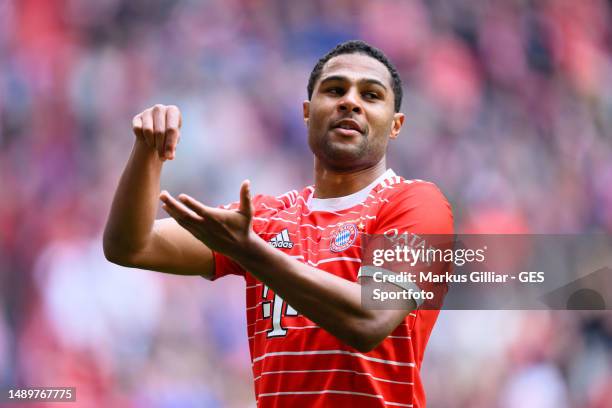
xmin=330 ymin=223 xmax=359 ymax=253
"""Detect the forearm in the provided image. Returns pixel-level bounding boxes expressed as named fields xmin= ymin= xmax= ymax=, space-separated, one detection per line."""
xmin=157 ymin=182 xmax=415 ymax=349
xmin=104 ymin=140 xmax=163 ymax=257
xmin=234 ymin=236 xmax=410 ymax=351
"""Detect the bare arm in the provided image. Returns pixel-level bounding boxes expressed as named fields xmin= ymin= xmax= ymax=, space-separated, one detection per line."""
xmin=236 ymin=236 xmax=415 ymax=352
xmin=160 ymin=183 xmax=417 ymax=351
xmin=103 ymin=104 xmax=214 ymax=277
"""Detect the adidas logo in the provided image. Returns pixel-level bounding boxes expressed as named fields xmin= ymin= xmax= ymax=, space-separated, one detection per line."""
xmin=269 ymin=229 xmax=294 ymax=249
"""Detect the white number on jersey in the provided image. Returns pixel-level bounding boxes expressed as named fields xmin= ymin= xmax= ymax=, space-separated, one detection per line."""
xmin=262 ymin=285 xmax=298 ymax=337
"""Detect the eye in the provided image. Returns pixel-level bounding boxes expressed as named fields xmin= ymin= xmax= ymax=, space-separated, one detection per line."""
xmin=327 ymin=87 xmax=343 ymax=95
xmin=363 ymin=91 xmax=380 ymax=100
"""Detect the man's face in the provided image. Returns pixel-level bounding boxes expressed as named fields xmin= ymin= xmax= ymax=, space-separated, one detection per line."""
xmin=304 ymin=53 xmax=404 ymax=172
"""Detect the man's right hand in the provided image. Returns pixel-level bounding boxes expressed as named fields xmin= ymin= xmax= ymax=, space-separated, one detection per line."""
xmin=132 ymin=104 xmax=182 ymax=161
xmin=105 ymin=103 xmax=214 ymax=277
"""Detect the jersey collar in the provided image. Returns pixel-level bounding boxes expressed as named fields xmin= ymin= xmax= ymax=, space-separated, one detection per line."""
xmin=307 ymin=169 xmax=396 ymax=212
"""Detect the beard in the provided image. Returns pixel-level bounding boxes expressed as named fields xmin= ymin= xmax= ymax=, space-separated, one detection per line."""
xmin=309 ymin=128 xmax=371 ymax=171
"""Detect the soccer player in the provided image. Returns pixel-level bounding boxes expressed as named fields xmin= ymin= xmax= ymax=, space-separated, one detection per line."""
xmin=104 ymin=40 xmax=453 ymax=407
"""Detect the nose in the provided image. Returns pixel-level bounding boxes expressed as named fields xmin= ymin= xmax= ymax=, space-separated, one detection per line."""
xmin=337 ymin=89 xmax=362 ymax=114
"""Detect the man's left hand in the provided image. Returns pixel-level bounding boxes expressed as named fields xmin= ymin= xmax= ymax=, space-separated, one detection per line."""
xmin=159 ymin=180 xmax=256 ymax=258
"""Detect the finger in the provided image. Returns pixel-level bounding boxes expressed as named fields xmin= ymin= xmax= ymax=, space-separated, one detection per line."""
xmin=162 ymin=200 xmax=200 ymax=230
xmin=141 ymin=109 xmax=155 ymax=148
xmin=177 ymin=194 xmax=212 ymax=218
xmin=160 ymin=191 xmax=203 ymax=222
xmin=152 ymin=104 xmax=166 ymax=160
xmin=132 ymin=115 xmax=144 ymax=140
xmin=239 ymin=180 xmax=252 ymax=217
xmin=164 ymin=105 xmax=181 ymax=160
xmin=161 ymin=203 xmax=192 ymax=230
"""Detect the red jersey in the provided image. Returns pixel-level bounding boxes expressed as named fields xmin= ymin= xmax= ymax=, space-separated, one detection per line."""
xmin=210 ymin=169 xmax=454 ymax=407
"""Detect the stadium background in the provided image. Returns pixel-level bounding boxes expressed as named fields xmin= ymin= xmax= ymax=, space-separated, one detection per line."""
xmin=1 ymin=0 xmax=611 ymax=406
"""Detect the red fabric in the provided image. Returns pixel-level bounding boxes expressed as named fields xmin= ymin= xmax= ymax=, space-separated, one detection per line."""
xmin=212 ymin=174 xmax=453 ymax=407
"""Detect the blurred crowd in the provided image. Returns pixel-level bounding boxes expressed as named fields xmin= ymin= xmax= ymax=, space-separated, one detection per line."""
xmin=1 ymin=0 xmax=611 ymax=407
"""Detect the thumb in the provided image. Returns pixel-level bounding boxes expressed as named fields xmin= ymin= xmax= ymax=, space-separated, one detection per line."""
xmin=239 ymin=179 xmax=253 ymax=218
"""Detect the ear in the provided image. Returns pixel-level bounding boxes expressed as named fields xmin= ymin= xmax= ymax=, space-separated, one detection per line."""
xmin=303 ymin=100 xmax=310 ymax=126
xmin=389 ymin=113 xmax=405 ymax=140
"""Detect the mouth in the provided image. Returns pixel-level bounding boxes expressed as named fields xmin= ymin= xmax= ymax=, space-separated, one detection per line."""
xmin=331 ymin=118 xmax=364 ymax=135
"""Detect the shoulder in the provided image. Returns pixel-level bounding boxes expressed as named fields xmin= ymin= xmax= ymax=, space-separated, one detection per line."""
xmin=372 ymin=175 xmax=449 ymax=205
xmin=372 ymin=176 xmax=453 ymax=235
xmin=250 ymin=189 xmax=304 ymax=218
xmin=219 ymin=189 xmax=301 ymax=214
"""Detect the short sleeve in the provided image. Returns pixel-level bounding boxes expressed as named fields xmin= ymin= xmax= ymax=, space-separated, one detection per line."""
xmin=367 ymin=181 xmax=454 ymax=309
xmin=209 ymin=251 xmax=246 ymax=281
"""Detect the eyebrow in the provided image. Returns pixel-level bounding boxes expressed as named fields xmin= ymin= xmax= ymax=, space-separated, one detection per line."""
xmin=319 ymin=75 xmax=388 ymax=91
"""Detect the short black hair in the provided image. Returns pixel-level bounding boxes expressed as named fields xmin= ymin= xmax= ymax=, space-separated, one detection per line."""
xmin=307 ymin=40 xmax=403 ymax=112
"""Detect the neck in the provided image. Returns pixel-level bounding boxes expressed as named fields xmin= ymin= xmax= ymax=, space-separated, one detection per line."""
xmin=313 ymin=159 xmax=387 ymax=199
